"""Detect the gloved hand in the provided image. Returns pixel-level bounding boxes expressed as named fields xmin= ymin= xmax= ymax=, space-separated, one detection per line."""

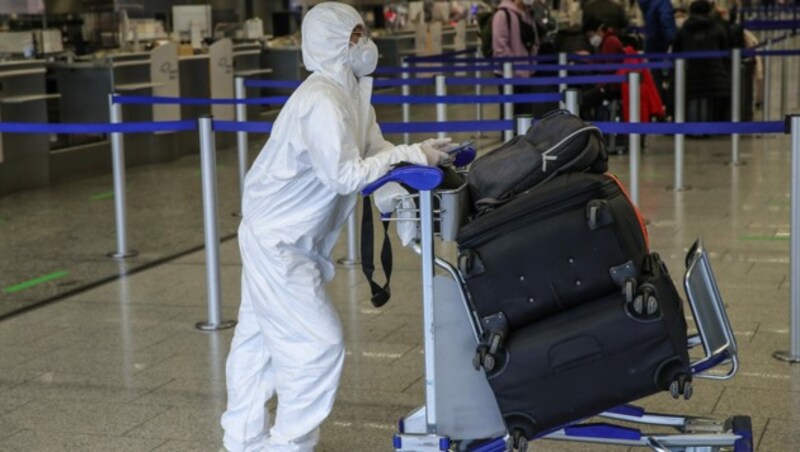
xmin=419 ymin=137 xmax=452 ymax=166
xmin=372 ymin=182 xmax=419 ymax=246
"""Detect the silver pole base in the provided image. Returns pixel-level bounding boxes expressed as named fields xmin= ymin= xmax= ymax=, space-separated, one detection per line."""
xmin=107 ymin=250 xmax=139 ymax=259
xmin=727 ymin=161 xmax=747 ymax=166
xmin=337 ymin=257 xmax=360 ymax=266
xmin=667 ymin=186 xmax=692 ymax=192
xmin=196 ymin=320 xmax=237 ymax=331
xmin=773 ymin=350 xmax=800 ymax=363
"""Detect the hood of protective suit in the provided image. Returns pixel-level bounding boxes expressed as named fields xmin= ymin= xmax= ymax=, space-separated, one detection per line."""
xmin=302 ymin=2 xmax=363 ymax=90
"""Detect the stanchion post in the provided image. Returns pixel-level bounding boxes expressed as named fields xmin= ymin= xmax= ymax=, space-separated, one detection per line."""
xmin=731 ymin=48 xmax=742 ymax=165
xmin=764 ymin=40 xmax=772 ymax=121
xmin=503 ymin=62 xmax=514 ymax=141
xmin=196 ymin=115 xmax=236 ymax=331
xmin=435 ymin=74 xmax=447 ymax=140
xmin=475 ymin=48 xmax=483 ymax=138
xmin=774 ymin=115 xmax=800 ymax=363
xmin=674 ymin=59 xmax=686 ymax=191
xmin=780 ymin=37 xmax=788 ymax=118
xmin=628 ymin=72 xmax=641 ymax=206
xmin=565 ymin=88 xmax=580 ymax=116
xmin=234 ymin=76 xmax=248 ymax=203
xmin=402 ymin=61 xmax=411 ymax=145
xmin=558 ymin=52 xmax=567 ymax=109
xmin=515 ymin=114 xmax=532 ymax=136
xmin=107 ymin=93 xmax=138 ymax=259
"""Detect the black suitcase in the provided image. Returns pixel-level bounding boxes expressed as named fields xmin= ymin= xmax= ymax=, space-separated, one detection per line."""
xmin=487 ymin=254 xmax=691 ymax=440
xmin=457 ymin=172 xmax=648 ymax=332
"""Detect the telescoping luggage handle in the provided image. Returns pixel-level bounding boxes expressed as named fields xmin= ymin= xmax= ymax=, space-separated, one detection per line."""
xmin=360 ymin=166 xmax=444 ymax=307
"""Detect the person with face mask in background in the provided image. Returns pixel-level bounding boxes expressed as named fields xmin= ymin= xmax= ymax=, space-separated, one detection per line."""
xmin=219 ymin=3 xmax=450 ymax=451
xmin=579 ymin=17 xmax=626 ymax=119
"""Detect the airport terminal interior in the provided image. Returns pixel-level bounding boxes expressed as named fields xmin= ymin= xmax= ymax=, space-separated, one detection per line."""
xmin=2 ymin=0 xmax=800 ymax=451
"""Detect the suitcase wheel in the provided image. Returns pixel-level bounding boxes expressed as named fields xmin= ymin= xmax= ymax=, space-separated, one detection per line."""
xmin=473 ymin=344 xmax=489 ymax=371
xmin=473 ymin=344 xmax=497 ymax=372
xmin=669 ymin=373 xmax=693 ymax=400
xmin=483 ymin=353 xmax=496 ymax=372
xmin=511 ymin=429 xmax=529 ymax=452
xmin=623 ymin=278 xmax=636 ymax=303
xmin=629 ymin=284 xmax=659 ymax=318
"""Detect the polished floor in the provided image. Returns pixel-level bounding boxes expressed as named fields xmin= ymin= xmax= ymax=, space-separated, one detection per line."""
xmin=2 ymin=63 xmax=800 ymax=449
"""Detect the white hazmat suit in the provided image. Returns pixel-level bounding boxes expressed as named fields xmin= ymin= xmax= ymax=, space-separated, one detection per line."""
xmin=221 ymin=3 xmax=446 ymax=451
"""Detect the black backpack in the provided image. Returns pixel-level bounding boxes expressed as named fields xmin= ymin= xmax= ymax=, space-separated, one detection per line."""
xmin=468 ymin=109 xmax=608 ymax=214
xmin=479 ymin=8 xmax=538 ymax=57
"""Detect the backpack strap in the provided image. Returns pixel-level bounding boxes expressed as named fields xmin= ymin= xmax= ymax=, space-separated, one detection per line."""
xmin=360 ymin=196 xmax=393 ymax=308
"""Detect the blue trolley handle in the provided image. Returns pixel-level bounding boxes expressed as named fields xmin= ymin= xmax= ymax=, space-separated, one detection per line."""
xmin=361 ymin=165 xmax=444 ymax=196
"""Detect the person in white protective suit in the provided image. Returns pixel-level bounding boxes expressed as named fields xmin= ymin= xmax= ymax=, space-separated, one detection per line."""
xmin=220 ymin=3 xmax=451 ymax=451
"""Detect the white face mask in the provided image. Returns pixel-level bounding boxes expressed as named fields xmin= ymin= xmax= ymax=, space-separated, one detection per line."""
xmin=522 ymin=0 xmax=535 ymax=6
xmin=589 ymin=34 xmax=602 ymax=48
xmin=348 ymin=37 xmax=379 ymax=77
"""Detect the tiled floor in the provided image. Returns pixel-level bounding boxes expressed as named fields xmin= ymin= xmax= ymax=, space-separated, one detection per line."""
xmin=2 ymin=56 xmax=800 ymax=450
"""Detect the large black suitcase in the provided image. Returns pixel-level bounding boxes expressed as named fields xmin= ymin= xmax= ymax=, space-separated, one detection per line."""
xmin=487 ymin=254 xmax=691 ymax=439
xmin=457 ymin=172 xmax=648 ymax=332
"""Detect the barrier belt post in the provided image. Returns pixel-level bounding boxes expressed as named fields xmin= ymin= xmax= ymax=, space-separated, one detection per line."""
xmin=565 ymin=88 xmax=580 ymax=116
xmin=628 ymin=72 xmax=641 ymax=206
xmin=503 ymin=62 xmax=514 ymax=141
xmin=402 ymin=61 xmax=411 ymax=145
xmin=732 ymin=48 xmax=742 ymax=166
xmin=781 ymin=37 xmax=788 ymax=118
xmin=107 ymin=94 xmax=138 ymax=259
xmin=516 ymin=114 xmax=533 ymax=136
xmin=774 ymin=115 xmax=800 ymax=363
xmin=435 ymin=74 xmax=448 ymax=140
xmin=234 ymin=76 xmax=248 ymax=204
xmin=558 ymin=52 xmax=568 ymax=109
xmin=674 ymin=59 xmax=686 ymax=191
xmin=764 ymin=40 xmax=772 ymax=121
xmin=196 ymin=115 xmax=236 ymax=332
xmin=475 ymin=48 xmax=483 ymax=138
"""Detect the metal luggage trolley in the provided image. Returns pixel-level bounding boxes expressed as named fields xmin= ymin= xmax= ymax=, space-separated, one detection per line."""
xmin=361 ymin=163 xmax=753 ymax=452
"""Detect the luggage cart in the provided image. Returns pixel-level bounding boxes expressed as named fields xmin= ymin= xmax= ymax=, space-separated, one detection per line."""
xmin=361 ymin=165 xmax=752 ymax=452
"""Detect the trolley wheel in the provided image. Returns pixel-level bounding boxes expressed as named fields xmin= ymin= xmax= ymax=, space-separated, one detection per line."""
xmin=683 ymin=381 xmax=694 ymax=400
xmin=483 ymin=353 xmax=496 ymax=372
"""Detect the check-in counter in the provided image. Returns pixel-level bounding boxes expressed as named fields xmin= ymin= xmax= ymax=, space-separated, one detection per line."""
xmin=0 ymin=60 xmax=52 ymax=195
xmin=374 ymin=24 xmax=480 ymax=67
xmin=0 ymin=40 xmax=277 ymax=195
xmin=262 ymin=40 xmax=306 ymax=82
xmin=48 ymin=51 xmax=181 ymax=182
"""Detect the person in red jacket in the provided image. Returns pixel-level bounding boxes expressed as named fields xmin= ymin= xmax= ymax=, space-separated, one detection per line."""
xmin=580 ymin=18 xmax=626 ymax=118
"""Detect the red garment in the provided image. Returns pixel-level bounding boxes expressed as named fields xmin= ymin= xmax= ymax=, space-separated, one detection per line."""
xmin=599 ymin=31 xmax=625 ymax=63
xmin=618 ymin=46 xmax=664 ymax=123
